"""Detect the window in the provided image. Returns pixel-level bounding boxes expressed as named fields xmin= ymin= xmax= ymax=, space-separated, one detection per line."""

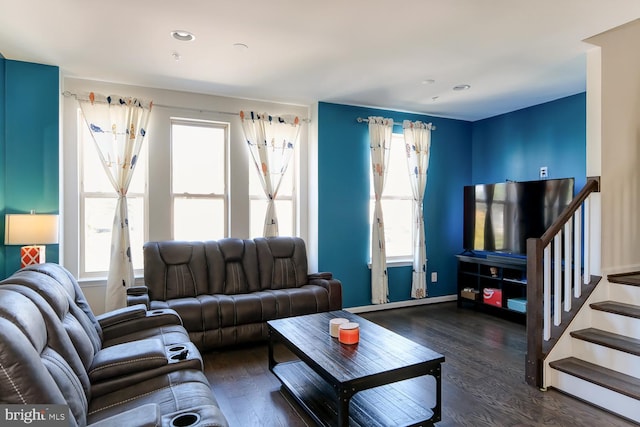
xmin=171 ymin=119 xmax=228 ymax=241
xmin=79 ymin=114 xmax=146 ymax=277
xmin=70 ymin=85 xmax=308 ymax=282
xmin=248 ymin=147 xmax=296 ymax=239
xmin=370 ymin=132 xmax=412 ymax=260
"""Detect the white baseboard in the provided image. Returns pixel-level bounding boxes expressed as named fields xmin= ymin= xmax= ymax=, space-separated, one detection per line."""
xmin=346 ymin=294 xmax=458 ymax=314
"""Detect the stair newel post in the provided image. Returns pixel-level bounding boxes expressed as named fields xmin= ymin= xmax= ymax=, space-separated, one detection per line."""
xmin=526 ymin=237 xmax=545 ymax=388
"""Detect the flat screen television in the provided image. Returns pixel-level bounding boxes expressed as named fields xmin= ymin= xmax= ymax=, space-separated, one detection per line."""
xmin=463 ymin=178 xmax=574 ymax=256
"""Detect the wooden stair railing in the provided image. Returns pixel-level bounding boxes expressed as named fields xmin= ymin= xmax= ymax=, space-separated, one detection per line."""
xmin=525 ymin=177 xmax=600 ymax=388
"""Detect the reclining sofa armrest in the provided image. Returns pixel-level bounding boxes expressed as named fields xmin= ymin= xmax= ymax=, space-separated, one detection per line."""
xmin=89 ymin=339 xmax=168 ymax=384
xmin=308 ymin=272 xmax=333 ymax=280
xmin=308 ymin=273 xmax=343 ymax=310
xmin=96 ymin=304 xmax=147 ymax=328
xmin=97 ymin=304 xmax=183 ymax=343
xmin=88 ymin=403 xmax=160 ymax=427
xmin=126 ymin=286 xmax=150 ymax=308
xmin=90 ymin=341 xmax=203 ymax=397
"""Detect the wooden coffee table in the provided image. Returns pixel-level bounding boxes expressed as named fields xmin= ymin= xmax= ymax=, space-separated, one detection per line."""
xmin=268 ymin=310 xmax=444 ymax=426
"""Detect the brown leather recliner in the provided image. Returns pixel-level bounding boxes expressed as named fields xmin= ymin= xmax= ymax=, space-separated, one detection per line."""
xmin=0 ymin=288 xmax=228 ymax=427
xmin=130 ymin=236 xmax=342 ymax=351
xmin=0 ymin=276 xmax=202 ymax=398
xmin=19 ymin=263 xmax=190 ymax=348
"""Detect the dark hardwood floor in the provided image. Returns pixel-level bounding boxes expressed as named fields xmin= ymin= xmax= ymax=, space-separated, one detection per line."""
xmin=203 ymin=302 xmax=636 ymax=426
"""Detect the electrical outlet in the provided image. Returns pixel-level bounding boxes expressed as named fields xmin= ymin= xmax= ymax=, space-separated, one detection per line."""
xmin=539 ymin=166 xmax=548 ymax=178
xmin=431 ymin=272 xmax=438 ymax=283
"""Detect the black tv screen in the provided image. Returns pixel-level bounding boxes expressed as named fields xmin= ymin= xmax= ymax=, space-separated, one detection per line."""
xmin=463 ymin=178 xmax=574 ymax=255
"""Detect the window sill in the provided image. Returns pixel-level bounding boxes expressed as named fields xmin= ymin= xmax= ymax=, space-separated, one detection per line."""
xmin=78 ymin=275 xmax=145 ymax=287
xmin=367 ymin=259 xmax=413 ymax=269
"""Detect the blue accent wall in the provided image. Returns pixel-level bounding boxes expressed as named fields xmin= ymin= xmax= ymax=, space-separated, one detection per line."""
xmin=318 ymin=102 xmax=472 ymax=308
xmin=317 ymin=94 xmax=586 ymax=309
xmin=0 ymin=57 xmax=5 ymax=272
xmin=1 ymin=60 xmax=59 ymax=277
xmin=471 ymin=93 xmax=587 ymax=191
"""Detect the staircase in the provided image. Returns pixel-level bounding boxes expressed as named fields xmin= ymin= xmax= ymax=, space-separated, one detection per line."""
xmin=545 ymin=273 xmax=640 ymax=423
xmin=524 ymin=178 xmax=640 ymax=423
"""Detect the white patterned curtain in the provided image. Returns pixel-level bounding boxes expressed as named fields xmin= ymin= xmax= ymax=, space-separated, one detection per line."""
xmin=78 ymin=92 xmax=152 ymax=311
xmin=369 ymin=117 xmax=394 ymax=304
xmin=403 ymin=120 xmax=432 ymax=298
xmin=240 ymin=111 xmax=301 ymax=237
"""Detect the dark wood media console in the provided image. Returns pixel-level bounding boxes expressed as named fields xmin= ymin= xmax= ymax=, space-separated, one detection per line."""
xmin=457 ymin=254 xmax=528 ymax=319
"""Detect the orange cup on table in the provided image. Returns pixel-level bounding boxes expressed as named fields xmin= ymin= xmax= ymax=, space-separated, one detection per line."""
xmin=338 ymin=322 xmax=360 ymax=344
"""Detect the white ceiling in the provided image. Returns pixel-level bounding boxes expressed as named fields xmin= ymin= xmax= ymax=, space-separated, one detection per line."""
xmin=1 ymin=1 xmax=639 ymax=121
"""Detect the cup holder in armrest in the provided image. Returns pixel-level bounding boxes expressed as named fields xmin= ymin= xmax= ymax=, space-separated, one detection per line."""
xmin=165 ymin=342 xmax=201 ymax=369
xmin=170 ymin=350 xmax=189 ymax=361
xmin=150 ymin=310 xmax=166 ymax=315
xmin=167 ymin=344 xmax=189 ymax=361
xmin=170 ymin=413 xmax=200 ymax=427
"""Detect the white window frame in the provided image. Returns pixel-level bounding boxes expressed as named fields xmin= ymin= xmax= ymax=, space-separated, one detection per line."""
xmin=370 ymin=132 xmax=413 ymax=264
xmin=170 ymin=118 xmax=229 ymax=240
xmin=77 ymin=109 xmax=147 ymax=279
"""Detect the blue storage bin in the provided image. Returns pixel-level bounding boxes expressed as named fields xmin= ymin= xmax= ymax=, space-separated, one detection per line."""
xmin=507 ymin=297 xmax=527 ymax=313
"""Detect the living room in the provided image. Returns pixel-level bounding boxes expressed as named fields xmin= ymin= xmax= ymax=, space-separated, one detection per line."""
xmin=1 ymin=2 xmax=640 ymax=426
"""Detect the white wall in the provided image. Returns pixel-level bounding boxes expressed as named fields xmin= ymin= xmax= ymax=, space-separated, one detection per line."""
xmin=585 ymin=19 xmax=640 ymax=274
xmin=62 ymin=77 xmax=310 ymax=314
xmin=585 ymin=47 xmax=602 ymax=276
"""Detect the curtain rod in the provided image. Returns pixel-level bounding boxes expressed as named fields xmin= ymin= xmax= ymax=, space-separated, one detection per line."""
xmin=62 ymin=91 xmax=311 ymax=122
xmin=356 ymin=117 xmax=436 ymax=130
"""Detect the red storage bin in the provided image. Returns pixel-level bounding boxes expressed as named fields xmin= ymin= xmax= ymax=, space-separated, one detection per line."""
xmin=483 ymin=288 xmax=502 ymax=307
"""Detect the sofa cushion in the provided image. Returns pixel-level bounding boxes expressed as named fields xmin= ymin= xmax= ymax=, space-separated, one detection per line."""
xmin=218 ymin=292 xmax=278 ymax=327
xmin=144 ymin=241 xmax=208 ymax=300
xmin=206 ymin=238 xmax=261 ymax=295
xmin=22 ymin=263 xmax=104 ymax=344
xmin=0 ymin=277 xmax=99 ymax=373
xmin=267 ymin=285 xmax=331 ymax=318
xmin=255 ymin=237 xmax=308 ymax=290
xmin=2 ymin=270 xmax=103 ymax=355
xmin=87 ymin=370 xmax=225 ymax=425
xmin=0 ymin=291 xmax=89 ymax=425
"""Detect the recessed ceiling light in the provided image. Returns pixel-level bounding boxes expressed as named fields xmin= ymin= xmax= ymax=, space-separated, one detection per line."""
xmin=422 ymin=79 xmax=436 ymax=85
xmin=453 ymin=84 xmax=471 ymax=91
xmin=171 ymin=30 xmax=195 ymax=42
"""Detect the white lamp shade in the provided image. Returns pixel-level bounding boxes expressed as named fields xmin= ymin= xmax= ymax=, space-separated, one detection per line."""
xmin=5 ymin=214 xmax=59 ymax=245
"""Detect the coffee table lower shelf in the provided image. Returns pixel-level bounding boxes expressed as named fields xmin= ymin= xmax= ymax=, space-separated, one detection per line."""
xmin=273 ymin=360 xmax=437 ymax=427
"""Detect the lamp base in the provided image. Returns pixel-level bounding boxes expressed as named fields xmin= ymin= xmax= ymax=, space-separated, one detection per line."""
xmin=21 ymin=245 xmax=46 ymax=268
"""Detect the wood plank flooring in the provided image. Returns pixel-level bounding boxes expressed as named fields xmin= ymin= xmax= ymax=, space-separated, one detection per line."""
xmin=203 ymin=302 xmax=636 ymax=426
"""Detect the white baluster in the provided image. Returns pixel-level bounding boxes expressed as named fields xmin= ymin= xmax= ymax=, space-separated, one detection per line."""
xmin=554 ymin=233 xmax=562 ymax=326
xmin=564 ymin=221 xmax=572 ymax=312
xmin=544 ymin=244 xmax=551 ymax=341
xmin=574 ymin=206 xmax=582 ymax=298
xmin=583 ymin=197 xmax=590 ymax=285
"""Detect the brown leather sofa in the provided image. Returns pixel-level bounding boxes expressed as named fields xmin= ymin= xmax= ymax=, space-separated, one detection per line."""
xmin=0 ymin=264 xmax=229 ymax=427
xmin=128 ymin=236 xmax=343 ymax=351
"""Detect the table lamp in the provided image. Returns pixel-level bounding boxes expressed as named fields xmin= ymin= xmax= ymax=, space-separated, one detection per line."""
xmin=5 ymin=212 xmax=59 ymax=268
